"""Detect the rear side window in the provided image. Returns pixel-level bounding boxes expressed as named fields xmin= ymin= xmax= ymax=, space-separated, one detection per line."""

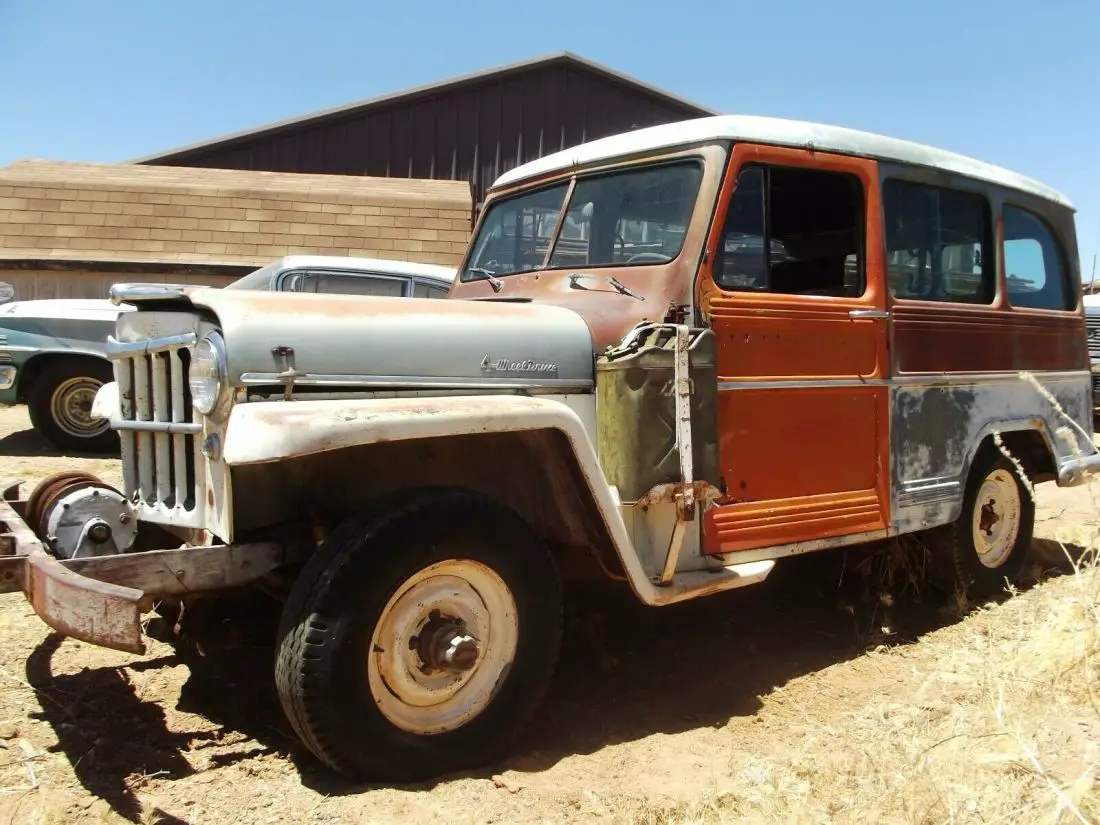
xmin=1003 ymin=205 xmax=1073 ymax=310
xmin=883 ymin=179 xmax=993 ymax=304
xmin=413 ymin=281 xmax=450 ymax=299
xmin=299 ymin=272 xmax=407 ymax=297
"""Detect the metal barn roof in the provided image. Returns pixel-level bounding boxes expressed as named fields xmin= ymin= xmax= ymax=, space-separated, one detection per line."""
xmin=133 ymin=52 xmax=717 ymax=165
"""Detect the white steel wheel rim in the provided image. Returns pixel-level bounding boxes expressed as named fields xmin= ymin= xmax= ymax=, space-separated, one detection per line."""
xmin=51 ymin=377 xmax=108 ymax=438
xmin=367 ymin=558 xmax=519 ymax=736
xmin=971 ymin=469 xmax=1022 ymax=569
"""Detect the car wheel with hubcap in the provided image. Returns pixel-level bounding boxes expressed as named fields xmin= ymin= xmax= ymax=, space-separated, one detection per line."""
xmin=274 ymin=488 xmax=562 ymax=782
xmin=27 ymin=359 xmax=118 ymax=454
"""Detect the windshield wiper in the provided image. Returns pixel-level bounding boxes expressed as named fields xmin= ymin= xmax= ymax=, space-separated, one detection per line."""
xmin=466 ymin=267 xmax=503 ymax=293
xmin=567 ymin=273 xmax=644 ymax=301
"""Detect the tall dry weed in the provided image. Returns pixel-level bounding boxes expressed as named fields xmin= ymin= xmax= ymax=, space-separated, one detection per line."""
xmin=616 ymin=374 xmax=1100 ymax=824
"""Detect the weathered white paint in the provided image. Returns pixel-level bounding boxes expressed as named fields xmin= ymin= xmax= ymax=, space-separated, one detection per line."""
xmin=492 ymin=115 xmax=1072 ymax=208
xmin=111 ymin=310 xmax=230 ymax=540
xmin=0 ymin=298 xmax=133 ymax=320
xmin=220 ymin=394 xmax=774 ymax=606
xmin=890 ymin=371 xmax=1094 ymax=534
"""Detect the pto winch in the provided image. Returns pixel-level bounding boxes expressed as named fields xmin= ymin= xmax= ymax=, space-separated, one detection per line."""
xmin=23 ymin=471 xmax=138 ymax=560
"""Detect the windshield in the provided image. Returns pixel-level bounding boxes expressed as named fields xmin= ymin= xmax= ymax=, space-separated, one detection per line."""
xmin=462 ymin=159 xmax=703 ymax=283
xmin=224 ymin=261 xmax=280 ymax=291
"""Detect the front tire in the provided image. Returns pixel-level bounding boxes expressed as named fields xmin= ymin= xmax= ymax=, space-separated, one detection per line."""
xmin=274 ymin=489 xmax=562 ymax=781
xmin=26 ymin=359 xmax=118 ymax=454
xmin=933 ymin=450 xmax=1035 ymax=599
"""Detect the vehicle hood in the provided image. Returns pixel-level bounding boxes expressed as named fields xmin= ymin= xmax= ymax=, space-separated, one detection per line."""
xmin=0 ymin=298 xmax=131 ymax=358
xmin=119 ymin=286 xmax=596 ymax=391
xmin=1 ymin=298 xmax=131 ymax=320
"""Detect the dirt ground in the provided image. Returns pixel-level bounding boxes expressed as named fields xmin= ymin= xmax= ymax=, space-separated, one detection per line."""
xmin=0 ymin=403 xmax=1098 ymax=825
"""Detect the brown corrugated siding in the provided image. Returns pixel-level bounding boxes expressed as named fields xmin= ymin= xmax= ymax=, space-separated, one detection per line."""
xmin=145 ymin=64 xmax=706 ymax=206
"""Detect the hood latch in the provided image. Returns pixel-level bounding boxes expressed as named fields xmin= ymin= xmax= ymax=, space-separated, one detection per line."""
xmin=272 ymin=345 xmax=307 ymax=401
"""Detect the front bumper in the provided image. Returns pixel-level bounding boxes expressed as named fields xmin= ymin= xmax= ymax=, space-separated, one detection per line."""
xmin=0 ymin=484 xmax=147 ymax=654
xmin=1 ymin=480 xmax=310 ymax=655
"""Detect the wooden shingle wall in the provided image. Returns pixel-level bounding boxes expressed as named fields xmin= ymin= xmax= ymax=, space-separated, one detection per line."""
xmin=0 ymin=160 xmax=472 ymax=300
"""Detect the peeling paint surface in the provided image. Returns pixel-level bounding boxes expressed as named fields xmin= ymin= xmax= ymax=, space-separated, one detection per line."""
xmin=890 ymin=371 xmax=1092 ymax=533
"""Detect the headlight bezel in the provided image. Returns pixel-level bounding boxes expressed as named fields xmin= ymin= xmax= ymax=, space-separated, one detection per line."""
xmin=189 ymin=331 xmax=228 ymax=416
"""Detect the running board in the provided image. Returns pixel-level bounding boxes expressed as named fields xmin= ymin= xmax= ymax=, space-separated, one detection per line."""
xmin=645 ymin=559 xmax=775 ymax=606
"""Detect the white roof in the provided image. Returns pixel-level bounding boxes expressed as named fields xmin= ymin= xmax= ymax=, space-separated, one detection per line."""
xmin=277 ymin=255 xmax=457 ymax=284
xmin=492 ymin=115 xmax=1073 ymax=209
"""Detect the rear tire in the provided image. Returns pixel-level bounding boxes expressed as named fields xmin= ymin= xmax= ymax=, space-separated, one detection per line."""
xmin=26 ymin=359 xmax=118 ymax=454
xmin=931 ymin=450 xmax=1034 ymax=599
xmin=274 ymin=488 xmax=562 ymax=781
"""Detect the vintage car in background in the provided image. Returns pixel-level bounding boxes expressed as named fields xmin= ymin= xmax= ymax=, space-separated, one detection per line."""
xmin=0 ymin=255 xmax=455 ymax=452
xmin=1085 ymin=292 xmax=1100 ymax=411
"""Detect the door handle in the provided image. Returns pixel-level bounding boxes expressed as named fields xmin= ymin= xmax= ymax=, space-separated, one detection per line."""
xmin=849 ymin=309 xmax=890 ymax=320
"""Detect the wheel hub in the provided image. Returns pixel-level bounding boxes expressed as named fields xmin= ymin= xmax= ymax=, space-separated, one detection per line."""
xmin=50 ymin=377 xmax=108 ymax=438
xmin=367 ymin=559 xmax=518 ymax=736
xmin=413 ymin=611 xmax=481 ymax=673
xmin=971 ymin=469 xmax=1022 ymax=570
xmin=979 ymin=499 xmax=1002 ymax=535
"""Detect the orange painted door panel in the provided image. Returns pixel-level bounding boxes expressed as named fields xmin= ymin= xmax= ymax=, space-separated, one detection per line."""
xmin=698 ymin=144 xmax=890 ymax=555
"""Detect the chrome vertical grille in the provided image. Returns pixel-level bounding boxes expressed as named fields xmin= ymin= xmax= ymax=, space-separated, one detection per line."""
xmin=1087 ymin=313 xmax=1100 ymax=360
xmin=107 ymin=333 xmax=204 ymax=521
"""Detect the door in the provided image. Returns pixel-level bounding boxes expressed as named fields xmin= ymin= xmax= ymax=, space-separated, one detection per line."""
xmin=698 ymin=143 xmax=890 ymax=555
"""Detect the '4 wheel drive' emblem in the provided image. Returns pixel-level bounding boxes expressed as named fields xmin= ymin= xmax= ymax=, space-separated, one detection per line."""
xmin=480 ymin=355 xmax=558 ymax=378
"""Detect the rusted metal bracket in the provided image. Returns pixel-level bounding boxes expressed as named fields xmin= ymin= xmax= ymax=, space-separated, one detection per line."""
xmin=655 ymin=325 xmax=700 ymax=587
xmin=60 ymin=541 xmax=308 ymax=598
xmin=272 ymin=345 xmax=307 ymax=401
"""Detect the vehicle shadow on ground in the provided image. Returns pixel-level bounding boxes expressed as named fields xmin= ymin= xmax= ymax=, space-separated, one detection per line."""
xmin=0 ymin=425 xmax=115 ymax=460
xmin=21 ymin=540 xmax=1088 ymax=819
xmin=23 ymin=635 xmax=206 ymax=821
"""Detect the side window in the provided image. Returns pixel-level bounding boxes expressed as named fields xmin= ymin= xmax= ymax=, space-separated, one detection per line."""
xmin=1003 ymin=205 xmax=1072 ymax=311
xmin=413 ymin=281 xmax=450 ymax=299
xmin=713 ymin=164 xmax=864 ymax=297
xmin=883 ymin=180 xmax=993 ymax=304
xmin=298 ymin=272 xmax=407 ymax=297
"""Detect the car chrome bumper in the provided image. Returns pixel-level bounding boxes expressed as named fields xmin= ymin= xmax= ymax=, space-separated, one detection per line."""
xmin=1057 ymin=451 xmax=1100 ymax=486
xmin=0 ymin=484 xmax=147 ymax=654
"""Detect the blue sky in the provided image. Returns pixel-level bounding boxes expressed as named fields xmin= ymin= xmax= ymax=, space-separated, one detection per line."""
xmin=2 ymin=0 xmax=1098 ymax=281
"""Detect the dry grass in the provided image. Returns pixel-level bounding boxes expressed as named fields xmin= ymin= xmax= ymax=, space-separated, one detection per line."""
xmin=585 ymin=553 xmax=1100 ymax=825
xmin=2 ymin=410 xmax=1100 ymax=823
xmin=590 ymin=391 xmax=1100 ymax=825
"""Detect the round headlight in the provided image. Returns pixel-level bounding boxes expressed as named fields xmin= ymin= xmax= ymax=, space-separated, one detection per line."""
xmin=189 ymin=331 xmax=227 ymax=415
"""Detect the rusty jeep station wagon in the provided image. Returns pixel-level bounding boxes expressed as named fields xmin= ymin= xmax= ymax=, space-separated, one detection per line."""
xmin=1 ymin=115 xmax=1096 ymax=782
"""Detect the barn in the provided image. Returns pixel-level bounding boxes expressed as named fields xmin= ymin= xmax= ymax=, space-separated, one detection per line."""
xmin=0 ymin=53 xmax=713 ymax=301
xmin=134 ymin=52 xmax=715 ymax=210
